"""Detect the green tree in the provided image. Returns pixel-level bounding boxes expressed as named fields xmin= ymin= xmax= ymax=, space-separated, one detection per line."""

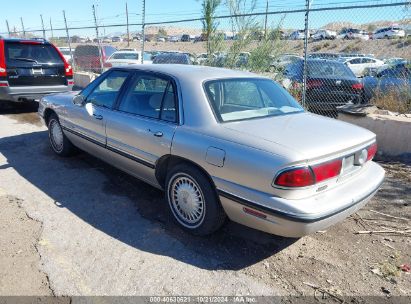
xmin=199 ymin=0 xmax=222 ymax=61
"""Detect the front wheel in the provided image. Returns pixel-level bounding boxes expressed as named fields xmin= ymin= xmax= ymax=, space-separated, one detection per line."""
xmin=48 ymin=113 xmax=75 ymax=156
xmin=166 ymin=164 xmax=226 ymax=235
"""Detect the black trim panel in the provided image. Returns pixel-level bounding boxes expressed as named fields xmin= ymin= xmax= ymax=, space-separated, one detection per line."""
xmin=61 ymin=126 xmax=155 ymax=169
xmin=217 ymin=180 xmax=383 ymax=223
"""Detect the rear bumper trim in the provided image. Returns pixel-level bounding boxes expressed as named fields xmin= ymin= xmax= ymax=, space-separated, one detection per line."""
xmin=217 ymin=177 xmax=383 ymax=223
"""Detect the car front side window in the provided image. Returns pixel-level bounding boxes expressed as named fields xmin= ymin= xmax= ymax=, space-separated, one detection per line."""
xmin=86 ymin=70 xmax=129 ymax=108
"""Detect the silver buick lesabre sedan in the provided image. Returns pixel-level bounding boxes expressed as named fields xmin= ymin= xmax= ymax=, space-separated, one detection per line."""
xmin=38 ymin=65 xmax=385 ymax=237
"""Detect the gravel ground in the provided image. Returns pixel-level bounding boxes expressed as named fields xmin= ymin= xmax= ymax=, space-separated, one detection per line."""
xmin=0 ymin=101 xmax=410 ymax=300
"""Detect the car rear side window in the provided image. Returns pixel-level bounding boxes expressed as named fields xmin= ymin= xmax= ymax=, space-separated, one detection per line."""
xmin=118 ymin=74 xmax=177 ymax=122
xmin=5 ymin=42 xmax=63 ymax=64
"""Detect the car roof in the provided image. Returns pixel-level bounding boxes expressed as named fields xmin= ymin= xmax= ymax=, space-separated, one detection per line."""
xmin=0 ymin=38 xmax=51 ymax=44
xmin=117 ymin=64 xmax=262 ymax=81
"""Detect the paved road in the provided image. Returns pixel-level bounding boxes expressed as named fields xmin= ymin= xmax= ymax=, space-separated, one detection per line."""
xmin=0 ymin=107 xmax=284 ymax=296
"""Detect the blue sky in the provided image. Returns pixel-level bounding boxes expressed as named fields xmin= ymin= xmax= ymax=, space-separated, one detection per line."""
xmin=0 ymin=0 xmax=408 ymax=37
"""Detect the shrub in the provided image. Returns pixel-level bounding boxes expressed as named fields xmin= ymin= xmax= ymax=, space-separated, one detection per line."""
xmin=371 ymin=84 xmax=411 ymax=114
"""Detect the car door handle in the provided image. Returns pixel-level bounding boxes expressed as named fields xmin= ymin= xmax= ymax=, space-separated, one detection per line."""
xmin=93 ymin=114 xmax=103 ymax=120
xmin=148 ymin=129 xmax=163 ymax=137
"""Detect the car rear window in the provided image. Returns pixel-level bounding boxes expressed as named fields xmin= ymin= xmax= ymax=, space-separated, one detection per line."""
xmin=111 ymin=52 xmax=139 ymax=60
xmin=153 ymin=54 xmax=189 ymax=64
xmin=204 ymin=78 xmax=303 ymax=122
xmin=308 ymin=61 xmax=354 ymax=78
xmin=5 ymin=42 xmax=63 ymax=64
xmin=75 ymin=45 xmax=99 ymax=56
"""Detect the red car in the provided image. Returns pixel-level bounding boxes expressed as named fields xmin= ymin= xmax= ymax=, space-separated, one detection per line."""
xmin=73 ymin=44 xmax=116 ymax=73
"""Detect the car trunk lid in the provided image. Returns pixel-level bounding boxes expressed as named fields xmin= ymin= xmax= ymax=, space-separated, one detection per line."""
xmin=222 ymin=112 xmax=375 ymax=161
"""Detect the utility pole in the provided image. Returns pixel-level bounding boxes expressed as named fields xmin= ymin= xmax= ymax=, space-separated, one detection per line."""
xmin=92 ymin=4 xmax=104 ymax=72
xmin=50 ymin=18 xmax=54 ymax=40
xmin=40 ymin=14 xmax=46 ymax=39
xmin=301 ymin=0 xmax=312 ymax=109
xmin=126 ymin=2 xmax=130 ymax=47
xmin=5 ymin=20 xmax=10 ymax=37
xmin=20 ymin=17 xmax=25 ymax=38
xmin=141 ymin=0 xmax=146 ymax=64
xmin=264 ymin=0 xmax=268 ymax=40
xmin=63 ymin=10 xmax=74 ymax=66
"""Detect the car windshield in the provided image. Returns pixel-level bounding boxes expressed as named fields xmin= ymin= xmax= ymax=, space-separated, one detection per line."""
xmin=111 ymin=52 xmax=139 ymax=60
xmin=308 ymin=61 xmax=354 ymax=78
xmin=204 ymin=78 xmax=304 ymax=122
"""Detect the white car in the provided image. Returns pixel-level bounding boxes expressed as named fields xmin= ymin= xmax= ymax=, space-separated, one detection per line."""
xmin=372 ymin=26 xmax=405 ymax=39
xmin=344 ymin=57 xmax=384 ymax=77
xmin=103 ymin=51 xmax=152 ymax=71
xmin=337 ymin=28 xmax=369 ymax=40
xmin=288 ymin=30 xmax=306 ymax=40
xmin=58 ymin=47 xmax=73 ymax=64
xmin=312 ymin=29 xmax=337 ymax=40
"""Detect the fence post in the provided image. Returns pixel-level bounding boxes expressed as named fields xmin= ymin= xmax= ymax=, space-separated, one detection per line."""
xmin=93 ymin=4 xmax=104 ymax=73
xmin=20 ymin=17 xmax=25 ymax=38
xmin=126 ymin=2 xmax=130 ymax=47
xmin=50 ymin=18 xmax=54 ymax=40
xmin=6 ymin=20 xmax=10 ymax=37
xmin=40 ymin=14 xmax=46 ymax=39
xmin=63 ymin=10 xmax=74 ymax=69
xmin=301 ymin=0 xmax=312 ymax=109
xmin=141 ymin=0 xmax=146 ymax=64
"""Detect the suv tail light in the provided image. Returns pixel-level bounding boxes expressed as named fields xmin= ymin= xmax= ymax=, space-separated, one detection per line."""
xmin=52 ymin=44 xmax=73 ymax=78
xmin=352 ymin=83 xmax=364 ymax=90
xmin=0 ymin=39 xmax=7 ymax=78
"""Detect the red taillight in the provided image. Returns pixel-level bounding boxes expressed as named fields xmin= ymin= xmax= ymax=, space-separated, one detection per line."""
xmin=352 ymin=83 xmax=364 ymax=90
xmin=307 ymin=79 xmax=323 ymax=89
xmin=367 ymin=142 xmax=377 ymax=161
xmin=275 ymin=167 xmax=315 ymax=188
xmin=311 ymin=159 xmax=342 ymax=183
xmin=0 ymin=39 xmax=7 ymax=77
xmin=243 ymin=207 xmax=267 ymax=219
xmin=0 ymin=81 xmax=9 ymax=87
xmin=51 ymin=44 xmax=73 ymax=78
xmin=104 ymin=62 xmax=112 ymax=68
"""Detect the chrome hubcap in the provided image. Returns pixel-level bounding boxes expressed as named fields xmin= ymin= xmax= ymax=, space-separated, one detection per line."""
xmin=50 ymin=120 xmax=64 ymax=152
xmin=170 ymin=175 xmax=205 ymax=227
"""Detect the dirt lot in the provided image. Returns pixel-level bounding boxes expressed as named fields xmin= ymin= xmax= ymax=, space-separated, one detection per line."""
xmin=0 ymin=101 xmax=410 ymax=301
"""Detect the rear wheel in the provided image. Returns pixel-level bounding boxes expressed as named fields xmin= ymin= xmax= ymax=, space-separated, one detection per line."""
xmin=166 ymin=164 xmax=226 ymax=235
xmin=48 ymin=113 xmax=75 ymax=156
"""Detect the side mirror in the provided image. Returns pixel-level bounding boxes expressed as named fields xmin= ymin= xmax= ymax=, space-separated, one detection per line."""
xmin=73 ymin=94 xmax=85 ymax=106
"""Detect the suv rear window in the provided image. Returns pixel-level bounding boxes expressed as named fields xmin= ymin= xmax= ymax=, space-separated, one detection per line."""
xmin=5 ymin=42 xmax=63 ymax=64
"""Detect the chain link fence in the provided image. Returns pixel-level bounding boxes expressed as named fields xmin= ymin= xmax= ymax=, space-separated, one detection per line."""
xmin=1 ymin=0 xmax=410 ymax=116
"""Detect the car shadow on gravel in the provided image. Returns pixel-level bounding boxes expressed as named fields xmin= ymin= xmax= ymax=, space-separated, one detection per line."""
xmin=0 ymin=131 xmax=297 ymax=271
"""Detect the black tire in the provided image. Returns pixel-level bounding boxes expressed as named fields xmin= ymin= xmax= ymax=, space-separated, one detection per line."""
xmin=165 ymin=163 xmax=226 ymax=235
xmin=48 ymin=113 xmax=75 ymax=157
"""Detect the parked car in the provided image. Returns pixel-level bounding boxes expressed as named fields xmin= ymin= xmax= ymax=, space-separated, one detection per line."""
xmin=363 ymin=62 xmax=411 ymax=102
xmin=103 ymin=51 xmax=152 ymax=71
xmin=38 ymin=65 xmax=384 ymax=237
xmin=156 ymin=37 xmax=166 ymax=42
xmin=181 ymin=34 xmax=191 ymax=42
xmin=111 ymin=36 xmax=122 ymax=43
xmin=311 ymin=29 xmax=337 ymax=40
xmin=343 ymin=57 xmax=384 ymax=77
xmin=337 ymin=28 xmax=369 ymax=40
xmin=283 ymin=59 xmax=365 ymax=115
xmin=152 ymin=53 xmax=192 ymax=64
xmin=0 ymin=38 xmax=73 ymax=102
xmin=372 ymin=26 xmax=405 ymax=39
xmin=58 ymin=47 xmax=73 ymax=64
xmin=73 ymin=44 xmax=117 ymax=73
xmin=288 ymin=30 xmax=306 ymax=40
xmin=168 ymin=36 xmax=181 ymax=43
